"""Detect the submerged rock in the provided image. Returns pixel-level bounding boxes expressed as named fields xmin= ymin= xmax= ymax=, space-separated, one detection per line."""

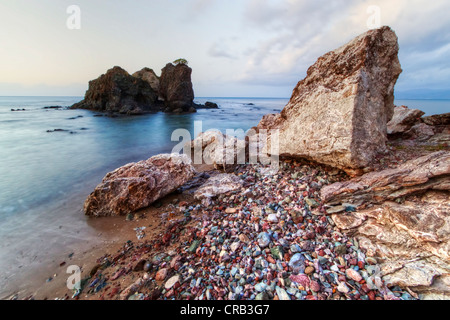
xmin=258 ymin=26 xmax=402 ymax=174
xmin=84 ymin=153 xmax=195 ymax=216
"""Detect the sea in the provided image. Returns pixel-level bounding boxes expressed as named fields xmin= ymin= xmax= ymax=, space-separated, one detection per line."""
xmin=0 ymin=96 xmax=448 ymax=298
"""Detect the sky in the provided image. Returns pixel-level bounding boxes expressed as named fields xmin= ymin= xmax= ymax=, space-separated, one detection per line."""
xmin=0 ymin=0 xmax=449 ymax=98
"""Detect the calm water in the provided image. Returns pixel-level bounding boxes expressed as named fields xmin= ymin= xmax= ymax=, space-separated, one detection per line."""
xmin=0 ymin=96 xmax=447 ymax=297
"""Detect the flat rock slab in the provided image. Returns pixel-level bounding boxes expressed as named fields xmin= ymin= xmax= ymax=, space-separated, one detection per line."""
xmin=321 ymin=151 xmax=450 ymax=207
xmin=193 ymin=173 xmax=243 ymax=200
xmin=84 ymin=153 xmax=195 ymax=216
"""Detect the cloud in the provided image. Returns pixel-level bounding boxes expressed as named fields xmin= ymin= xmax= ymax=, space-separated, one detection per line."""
xmin=235 ymin=0 xmax=450 ymax=97
xmin=208 ymin=42 xmax=237 ymax=59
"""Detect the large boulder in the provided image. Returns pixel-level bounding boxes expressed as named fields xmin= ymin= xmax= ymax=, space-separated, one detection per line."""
xmin=71 ymin=66 xmax=160 ymax=114
xmin=258 ymin=26 xmax=402 ymax=173
xmin=84 ymin=153 xmax=196 ymax=217
xmin=159 ymin=63 xmax=195 ymax=113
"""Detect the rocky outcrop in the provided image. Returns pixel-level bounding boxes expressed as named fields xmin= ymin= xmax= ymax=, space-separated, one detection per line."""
xmin=322 ymin=150 xmax=450 ymax=299
xmin=159 ymin=63 xmax=195 ymax=113
xmin=258 ymin=26 xmax=402 ymax=173
xmin=387 ymin=105 xmax=425 ymax=135
xmin=71 ymin=66 xmax=160 ymax=115
xmin=329 ymin=191 xmax=450 ymax=299
xmin=423 ymin=113 xmax=450 ymax=126
xmin=84 ymin=153 xmax=196 ymax=217
xmin=321 ymin=151 xmax=450 ymax=207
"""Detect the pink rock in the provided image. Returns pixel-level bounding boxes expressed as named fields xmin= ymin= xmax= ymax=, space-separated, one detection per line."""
xmin=155 ymin=268 xmax=168 ymax=281
xmin=84 ymin=153 xmax=195 ymax=216
xmin=310 ymin=280 xmax=321 ymax=292
xmin=290 ymin=274 xmax=310 ymax=288
xmin=346 ymin=268 xmax=363 ymax=282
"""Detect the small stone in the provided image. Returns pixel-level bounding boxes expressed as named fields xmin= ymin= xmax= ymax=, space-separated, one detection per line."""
xmin=239 ymin=234 xmax=250 ymax=243
xmin=337 ymin=282 xmax=350 ymax=294
xmin=346 ymin=268 xmax=363 ymax=282
xmin=310 ymin=280 xmax=321 ymax=292
xmin=155 ymin=268 xmax=168 ymax=281
xmin=267 ymin=214 xmax=278 ymax=223
xmin=270 ymin=246 xmax=283 ymax=260
xmin=305 ymin=198 xmax=319 ymax=208
xmin=188 ymin=240 xmax=201 ymax=253
xmin=255 ymin=292 xmax=269 ymax=300
xmin=288 ymin=253 xmax=306 ymax=271
xmin=275 ymin=286 xmax=291 ymax=300
xmin=257 ymin=232 xmax=271 ymax=248
xmin=225 ymin=208 xmax=237 ymax=214
xmin=305 ymin=266 xmax=315 ymax=275
xmin=255 ymin=282 xmax=267 ymax=292
xmin=165 ymin=275 xmax=180 ymax=290
xmin=290 ymin=274 xmax=310 ymax=288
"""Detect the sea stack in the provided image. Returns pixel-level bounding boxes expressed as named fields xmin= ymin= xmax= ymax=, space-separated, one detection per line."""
xmin=258 ymin=26 xmax=403 ymax=174
xmin=159 ymin=62 xmax=196 ymax=113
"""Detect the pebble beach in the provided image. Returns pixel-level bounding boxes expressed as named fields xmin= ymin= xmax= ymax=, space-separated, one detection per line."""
xmin=57 ymin=159 xmax=415 ymax=301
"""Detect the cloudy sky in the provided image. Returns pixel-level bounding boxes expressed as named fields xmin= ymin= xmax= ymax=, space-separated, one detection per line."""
xmin=1 ymin=0 xmax=449 ymax=98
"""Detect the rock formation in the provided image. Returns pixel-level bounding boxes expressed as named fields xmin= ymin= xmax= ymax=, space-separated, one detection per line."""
xmin=159 ymin=63 xmax=195 ymax=113
xmin=84 ymin=153 xmax=195 ymax=217
xmin=257 ymin=26 xmax=402 ymax=174
xmin=321 ymin=151 xmax=449 ymax=207
xmin=72 ymin=62 xmax=212 ymax=115
xmin=387 ymin=105 xmax=425 ymax=135
xmin=71 ymin=66 xmax=160 ymax=115
xmin=132 ymin=68 xmax=160 ymax=94
xmin=322 ymin=150 xmax=450 ymax=299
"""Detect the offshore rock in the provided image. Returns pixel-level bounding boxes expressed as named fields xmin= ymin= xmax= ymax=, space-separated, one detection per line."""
xmin=71 ymin=66 xmax=159 ymax=114
xmin=84 ymin=153 xmax=195 ymax=216
xmin=159 ymin=63 xmax=195 ymax=113
xmin=258 ymin=26 xmax=402 ymax=173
